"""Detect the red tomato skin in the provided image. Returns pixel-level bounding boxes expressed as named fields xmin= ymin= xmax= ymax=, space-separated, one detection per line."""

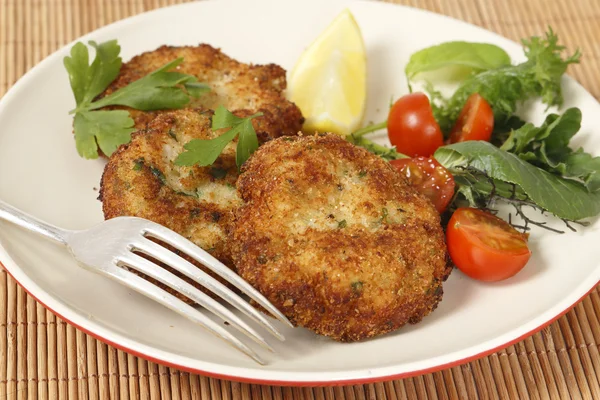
xmin=449 ymin=93 xmax=494 ymax=143
xmin=390 ymin=157 xmax=455 ymax=213
xmin=387 ymin=93 xmax=444 ymax=157
xmin=446 ymin=208 xmax=531 ymax=282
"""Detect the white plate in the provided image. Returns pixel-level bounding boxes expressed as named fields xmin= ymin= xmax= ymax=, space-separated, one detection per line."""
xmin=1 ymin=0 xmax=599 ymax=386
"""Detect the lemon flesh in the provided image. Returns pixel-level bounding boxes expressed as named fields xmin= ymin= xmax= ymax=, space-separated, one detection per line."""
xmin=288 ymin=9 xmax=367 ymax=136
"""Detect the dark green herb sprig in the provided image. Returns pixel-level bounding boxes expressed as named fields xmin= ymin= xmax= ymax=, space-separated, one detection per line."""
xmin=175 ymin=106 xmax=262 ymax=170
xmin=500 ymin=108 xmax=600 ymax=192
xmin=64 ymin=40 xmax=210 ymax=159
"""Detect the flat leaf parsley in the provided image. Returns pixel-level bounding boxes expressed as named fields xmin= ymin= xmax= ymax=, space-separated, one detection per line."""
xmin=175 ymin=105 xmax=262 ymax=169
xmin=64 ymin=40 xmax=210 ymax=159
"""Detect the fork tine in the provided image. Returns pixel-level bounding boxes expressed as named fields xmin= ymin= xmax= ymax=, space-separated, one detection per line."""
xmin=133 ymin=237 xmax=285 ymax=341
xmin=142 ymin=223 xmax=293 ymax=328
xmin=120 ymin=253 xmax=274 ymax=353
xmin=98 ymin=261 xmax=265 ymax=364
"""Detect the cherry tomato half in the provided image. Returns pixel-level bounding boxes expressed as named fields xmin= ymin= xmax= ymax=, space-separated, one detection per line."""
xmin=446 ymin=208 xmax=531 ymax=282
xmin=387 ymin=93 xmax=444 ymax=157
xmin=390 ymin=157 xmax=455 ymax=213
xmin=449 ymin=93 xmax=494 ymax=143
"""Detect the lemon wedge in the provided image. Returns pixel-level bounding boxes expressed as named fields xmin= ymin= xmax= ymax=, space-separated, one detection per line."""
xmin=288 ymin=9 xmax=366 ymax=136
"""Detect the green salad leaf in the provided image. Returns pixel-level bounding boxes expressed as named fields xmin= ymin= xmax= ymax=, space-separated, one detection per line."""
xmin=435 ymin=141 xmax=600 ymax=220
xmin=500 ymin=108 xmax=581 ymax=154
xmin=405 ymin=41 xmax=510 ymax=80
xmin=64 ymin=41 xmax=210 ymax=159
xmin=429 ymin=29 xmax=580 ymax=133
xmin=500 ymin=108 xmax=600 ymax=192
xmin=175 ymin=106 xmax=262 ymax=169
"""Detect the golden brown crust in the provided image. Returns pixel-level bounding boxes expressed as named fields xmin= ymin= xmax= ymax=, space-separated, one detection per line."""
xmin=99 ymin=44 xmax=304 ymax=141
xmin=228 ymin=134 xmax=452 ymax=341
xmin=100 ymin=109 xmax=242 ymax=301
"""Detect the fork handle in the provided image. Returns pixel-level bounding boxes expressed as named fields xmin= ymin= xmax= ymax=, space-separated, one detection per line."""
xmin=0 ymin=199 xmax=68 ymax=245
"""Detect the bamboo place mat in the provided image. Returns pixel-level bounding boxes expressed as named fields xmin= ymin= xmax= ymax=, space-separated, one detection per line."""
xmin=1 ymin=0 xmax=600 ymax=399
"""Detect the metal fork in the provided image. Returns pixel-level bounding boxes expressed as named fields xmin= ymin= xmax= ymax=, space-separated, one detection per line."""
xmin=0 ymin=199 xmax=292 ymax=364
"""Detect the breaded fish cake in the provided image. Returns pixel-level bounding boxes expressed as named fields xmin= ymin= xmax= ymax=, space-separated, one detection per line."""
xmin=100 ymin=109 xmax=242 ymax=301
xmin=99 ymin=44 xmax=304 ymax=142
xmin=228 ymin=134 xmax=452 ymax=341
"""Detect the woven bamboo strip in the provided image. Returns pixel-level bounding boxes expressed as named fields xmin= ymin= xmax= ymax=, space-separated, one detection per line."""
xmin=540 ymin=326 xmax=572 ymax=398
xmin=590 ymin=291 xmax=600 ymax=332
xmin=581 ymin=297 xmax=600 ymax=377
xmin=391 ymin=379 xmax=406 ymax=400
xmin=567 ymin=306 xmax=600 ymax=397
xmin=148 ymin=361 xmax=162 ymax=399
xmin=479 ymin=357 xmax=500 ymax=399
xmin=309 ymin=386 xmax=321 ymax=400
xmin=6 ymin=274 xmax=17 ymax=400
xmin=228 ymin=380 xmax=240 ymax=400
xmin=24 ymin=0 xmax=32 ymax=73
xmin=0 ymin=272 xmax=7 ymax=399
xmin=137 ymin=358 xmax=150 ymax=399
xmin=559 ymin=320 xmax=588 ymax=398
xmin=522 ymin=337 xmax=551 ymax=399
xmin=554 ymin=0 xmax=600 ymax=99
xmin=552 ymin=318 xmax=586 ymax=399
xmin=440 ymin=369 xmax=457 ymax=399
xmin=96 ymin=340 xmax=109 ymax=400
xmin=75 ymin=329 xmax=87 ymax=399
xmin=490 ymin=346 xmax=528 ymax=400
xmin=407 ymin=377 xmax=421 ymax=400
xmin=461 ymin=363 xmax=479 ymax=400
xmin=14 ymin=286 xmax=25 ymax=400
xmin=46 ymin=311 xmax=57 ymax=399
xmin=188 ymin=370 xmax=200 ymax=400
xmin=47 ymin=0 xmax=56 ymax=68
xmin=126 ymin=353 xmax=138 ymax=399
xmin=0 ymin=0 xmax=7 ymax=96
xmin=108 ymin=342 xmax=120 ymax=399
xmin=117 ymin=349 xmax=129 ymax=398
xmin=26 ymin=296 xmax=36 ymax=399
xmin=505 ymin=345 xmax=531 ymax=399
xmin=423 ymin=373 xmax=440 ymax=400
xmin=429 ymin=372 xmax=446 ymax=400
xmin=35 ymin=303 xmax=47 ymax=400
xmin=8 ymin=0 xmax=19 ymax=86
xmin=448 ymin=367 xmax=467 ymax=399
xmin=65 ymin=323 xmax=77 ymax=398
xmin=86 ymin=335 xmax=99 ymax=400
xmin=168 ymin=367 xmax=180 ymax=400
xmin=470 ymin=360 xmax=489 ymax=399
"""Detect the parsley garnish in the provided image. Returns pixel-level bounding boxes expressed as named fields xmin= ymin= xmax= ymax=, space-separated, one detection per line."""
xmin=64 ymin=40 xmax=210 ymax=159
xmin=175 ymin=105 xmax=262 ymax=169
